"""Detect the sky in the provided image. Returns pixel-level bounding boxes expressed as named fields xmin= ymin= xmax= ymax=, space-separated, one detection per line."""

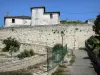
xmin=0 ymin=0 xmax=100 ymax=26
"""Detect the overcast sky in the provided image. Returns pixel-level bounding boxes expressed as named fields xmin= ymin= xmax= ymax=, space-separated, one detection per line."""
xmin=0 ymin=0 xmax=100 ymax=26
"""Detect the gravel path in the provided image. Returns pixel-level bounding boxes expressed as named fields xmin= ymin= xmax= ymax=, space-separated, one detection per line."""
xmin=67 ymin=49 xmax=97 ymax=75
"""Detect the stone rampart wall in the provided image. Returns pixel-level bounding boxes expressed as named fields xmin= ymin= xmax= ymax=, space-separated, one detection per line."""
xmin=0 ymin=24 xmax=95 ymax=53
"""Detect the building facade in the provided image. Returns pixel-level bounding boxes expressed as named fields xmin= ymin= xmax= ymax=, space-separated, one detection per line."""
xmin=4 ymin=16 xmax=31 ymax=27
xmin=87 ymin=19 xmax=94 ymax=25
xmin=4 ymin=7 xmax=60 ymax=27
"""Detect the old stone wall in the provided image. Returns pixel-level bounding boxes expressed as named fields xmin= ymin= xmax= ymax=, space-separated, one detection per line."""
xmin=0 ymin=24 xmax=95 ymax=53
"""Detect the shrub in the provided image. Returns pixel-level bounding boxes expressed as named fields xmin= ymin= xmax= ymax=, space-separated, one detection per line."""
xmin=17 ymin=54 xmax=23 ymax=59
xmin=2 ymin=47 xmax=8 ymax=52
xmin=2 ymin=37 xmax=20 ymax=56
xmin=30 ymin=49 xmax=34 ymax=56
xmin=17 ymin=49 xmax=34 ymax=59
xmin=87 ymin=36 xmax=100 ymax=49
xmin=52 ymin=44 xmax=67 ymax=63
xmin=93 ymin=14 xmax=100 ymax=35
xmin=53 ymin=44 xmax=63 ymax=52
xmin=24 ymin=50 xmax=31 ymax=57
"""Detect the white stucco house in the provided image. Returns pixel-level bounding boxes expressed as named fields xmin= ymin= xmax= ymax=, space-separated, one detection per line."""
xmin=87 ymin=19 xmax=94 ymax=25
xmin=4 ymin=6 xmax=60 ymax=27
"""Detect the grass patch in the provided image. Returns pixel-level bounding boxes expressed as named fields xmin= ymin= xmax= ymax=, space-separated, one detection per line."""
xmin=0 ymin=71 xmax=32 ymax=75
xmin=52 ymin=65 xmax=70 ymax=75
xmin=69 ymin=55 xmax=75 ymax=65
xmin=59 ymin=65 xmax=66 ymax=68
xmin=79 ymin=47 xmax=86 ymax=50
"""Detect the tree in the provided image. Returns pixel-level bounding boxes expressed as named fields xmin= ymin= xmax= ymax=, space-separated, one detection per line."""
xmin=3 ymin=37 xmax=20 ymax=56
xmin=93 ymin=14 xmax=100 ymax=35
xmin=60 ymin=20 xmax=66 ymax=24
xmin=85 ymin=20 xmax=88 ymax=23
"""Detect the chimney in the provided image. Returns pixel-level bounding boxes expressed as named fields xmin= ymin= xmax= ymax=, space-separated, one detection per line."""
xmin=6 ymin=12 xmax=9 ymax=16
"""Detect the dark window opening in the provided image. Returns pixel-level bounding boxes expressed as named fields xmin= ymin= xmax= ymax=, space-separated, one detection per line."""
xmin=50 ymin=14 xmax=53 ymax=19
xmin=12 ymin=19 xmax=15 ymax=23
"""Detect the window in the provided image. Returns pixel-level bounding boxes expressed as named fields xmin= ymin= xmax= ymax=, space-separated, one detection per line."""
xmin=12 ymin=19 xmax=15 ymax=23
xmin=50 ymin=14 xmax=53 ymax=19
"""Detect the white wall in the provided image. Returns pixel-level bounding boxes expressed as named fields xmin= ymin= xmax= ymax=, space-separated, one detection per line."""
xmin=31 ymin=8 xmax=44 ymax=25
xmin=5 ymin=18 xmax=31 ymax=27
xmin=4 ymin=8 xmax=60 ymax=27
xmin=31 ymin=8 xmax=60 ymax=25
xmin=50 ymin=14 xmax=60 ymax=25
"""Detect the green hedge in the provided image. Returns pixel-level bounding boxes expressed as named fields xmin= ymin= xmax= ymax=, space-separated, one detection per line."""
xmin=87 ymin=36 xmax=100 ymax=50
xmin=17 ymin=49 xmax=35 ymax=59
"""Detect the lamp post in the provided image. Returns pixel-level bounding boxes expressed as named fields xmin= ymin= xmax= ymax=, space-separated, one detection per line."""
xmin=73 ymin=27 xmax=76 ymax=55
xmin=61 ymin=31 xmax=64 ymax=64
xmin=61 ymin=31 xmax=64 ymax=47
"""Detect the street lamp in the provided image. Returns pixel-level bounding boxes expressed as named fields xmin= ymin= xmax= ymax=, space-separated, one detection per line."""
xmin=61 ymin=31 xmax=64 ymax=64
xmin=61 ymin=31 xmax=64 ymax=47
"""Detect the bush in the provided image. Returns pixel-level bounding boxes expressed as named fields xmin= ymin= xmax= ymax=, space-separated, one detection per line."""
xmin=2 ymin=37 xmax=20 ymax=56
xmin=30 ymin=49 xmax=34 ymax=56
xmin=53 ymin=44 xmax=63 ymax=52
xmin=17 ymin=49 xmax=34 ymax=59
xmin=2 ymin=47 xmax=8 ymax=52
xmin=24 ymin=50 xmax=31 ymax=57
xmin=93 ymin=14 xmax=100 ymax=35
xmin=87 ymin=36 xmax=100 ymax=49
xmin=53 ymin=44 xmax=67 ymax=55
xmin=2 ymin=37 xmax=20 ymax=52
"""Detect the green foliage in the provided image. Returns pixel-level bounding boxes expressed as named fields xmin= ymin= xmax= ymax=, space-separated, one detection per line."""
xmin=53 ymin=44 xmax=63 ymax=52
xmin=52 ymin=64 xmax=69 ymax=75
xmin=30 ymin=49 xmax=34 ymax=56
xmin=87 ymin=36 xmax=100 ymax=52
xmin=86 ymin=36 xmax=100 ymax=63
xmin=9 ymin=46 xmax=19 ymax=56
xmin=60 ymin=20 xmax=67 ymax=24
xmin=2 ymin=37 xmax=20 ymax=56
xmin=63 ymin=44 xmax=68 ymax=55
xmin=59 ymin=65 xmax=66 ymax=68
xmin=93 ymin=14 xmax=100 ymax=35
xmin=24 ymin=50 xmax=31 ymax=57
xmin=52 ymin=44 xmax=67 ymax=62
xmin=0 ymin=26 xmax=4 ymax=29
xmin=60 ymin=20 xmax=84 ymax=24
xmin=2 ymin=47 xmax=8 ymax=52
xmin=85 ymin=20 xmax=88 ymax=23
xmin=53 ymin=44 xmax=67 ymax=55
xmin=2 ymin=37 xmax=20 ymax=51
xmin=17 ymin=49 xmax=34 ymax=59
xmin=69 ymin=55 xmax=75 ymax=65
